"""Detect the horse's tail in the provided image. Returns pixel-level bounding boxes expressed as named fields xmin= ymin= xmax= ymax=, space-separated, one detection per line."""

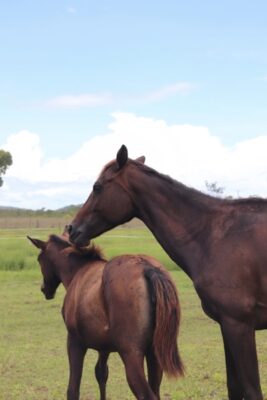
xmin=144 ymin=266 xmax=184 ymax=377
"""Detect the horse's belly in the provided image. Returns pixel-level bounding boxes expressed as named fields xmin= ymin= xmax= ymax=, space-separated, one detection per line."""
xmin=198 ymin=282 xmax=267 ymax=329
xmin=254 ymin=302 xmax=267 ymax=329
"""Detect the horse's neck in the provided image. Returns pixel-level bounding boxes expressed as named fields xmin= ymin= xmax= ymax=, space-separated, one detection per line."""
xmin=130 ymin=169 xmax=217 ymax=279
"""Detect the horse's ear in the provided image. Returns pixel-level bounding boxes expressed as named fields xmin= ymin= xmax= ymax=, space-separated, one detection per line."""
xmin=135 ymin=156 xmax=145 ymax=164
xmin=27 ymin=236 xmax=46 ymax=250
xmin=116 ymin=145 xmax=128 ymax=170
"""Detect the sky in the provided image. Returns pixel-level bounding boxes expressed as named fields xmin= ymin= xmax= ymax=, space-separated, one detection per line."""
xmin=1 ymin=0 xmax=267 ymax=209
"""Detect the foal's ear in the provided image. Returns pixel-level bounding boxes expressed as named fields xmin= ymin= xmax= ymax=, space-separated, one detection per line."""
xmin=135 ymin=156 xmax=145 ymax=164
xmin=50 ymin=234 xmax=71 ymax=249
xmin=27 ymin=236 xmax=46 ymax=250
xmin=116 ymin=145 xmax=128 ymax=170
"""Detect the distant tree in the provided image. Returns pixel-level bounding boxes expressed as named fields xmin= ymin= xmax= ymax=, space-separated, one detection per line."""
xmin=0 ymin=150 xmax=12 ymax=187
xmin=205 ymin=180 xmax=224 ymax=196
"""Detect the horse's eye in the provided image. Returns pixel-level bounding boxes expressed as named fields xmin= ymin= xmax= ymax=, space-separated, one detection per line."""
xmin=93 ymin=182 xmax=102 ymax=193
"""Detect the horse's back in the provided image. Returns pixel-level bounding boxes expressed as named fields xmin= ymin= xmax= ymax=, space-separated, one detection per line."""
xmin=102 ymin=255 xmax=162 ymax=351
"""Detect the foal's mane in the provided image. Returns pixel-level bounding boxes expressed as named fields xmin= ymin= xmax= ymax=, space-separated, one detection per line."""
xmin=49 ymin=235 xmax=106 ymax=262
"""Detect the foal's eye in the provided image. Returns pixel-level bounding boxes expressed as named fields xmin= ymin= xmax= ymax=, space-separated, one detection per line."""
xmin=93 ymin=182 xmax=102 ymax=193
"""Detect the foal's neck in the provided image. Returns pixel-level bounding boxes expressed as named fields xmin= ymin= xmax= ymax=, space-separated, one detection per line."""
xmin=57 ymin=253 xmax=86 ymax=289
xmin=128 ymin=166 xmax=219 ymax=279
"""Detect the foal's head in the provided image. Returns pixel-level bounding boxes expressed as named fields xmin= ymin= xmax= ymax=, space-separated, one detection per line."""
xmin=68 ymin=145 xmax=145 ymax=247
xmin=28 ymin=235 xmax=70 ymax=299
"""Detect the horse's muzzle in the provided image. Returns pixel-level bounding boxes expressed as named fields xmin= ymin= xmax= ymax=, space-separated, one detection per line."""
xmin=68 ymin=224 xmax=90 ymax=247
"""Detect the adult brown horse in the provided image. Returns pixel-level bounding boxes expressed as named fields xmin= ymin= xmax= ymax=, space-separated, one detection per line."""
xmin=68 ymin=144 xmax=267 ymax=400
xmin=28 ymin=234 xmax=183 ymax=400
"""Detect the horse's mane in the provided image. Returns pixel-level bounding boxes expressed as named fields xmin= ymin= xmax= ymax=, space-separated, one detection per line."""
xmin=136 ymin=161 xmax=267 ymax=210
xmin=49 ymin=235 xmax=106 ymax=262
xmin=100 ymin=157 xmax=267 ymax=212
xmin=98 ymin=159 xmax=117 ymax=178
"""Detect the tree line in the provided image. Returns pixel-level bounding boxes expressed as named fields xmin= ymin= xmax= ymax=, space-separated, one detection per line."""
xmin=0 ymin=149 xmax=12 ymax=187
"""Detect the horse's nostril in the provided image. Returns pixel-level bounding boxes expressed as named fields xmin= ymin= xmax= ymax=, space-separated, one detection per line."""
xmin=67 ymin=224 xmax=72 ymax=234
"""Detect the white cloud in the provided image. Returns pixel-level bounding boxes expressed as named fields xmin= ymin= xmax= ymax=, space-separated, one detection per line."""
xmin=44 ymin=82 xmax=197 ymax=109
xmin=2 ymin=112 xmax=267 ymax=209
xmin=67 ymin=6 xmax=77 ymax=14
xmin=2 ymin=130 xmax=43 ymax=182
xmin=142 ymin=82 xmax=197 ymax=101
xmin=46 ymin=93 xmax=113 ymax=109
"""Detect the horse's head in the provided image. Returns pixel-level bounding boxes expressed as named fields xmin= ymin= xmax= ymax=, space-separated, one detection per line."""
xmin=68 ymin=145 xmax=145 ymax=247
xmin=27 ymin=235 xmax=68 ymax=299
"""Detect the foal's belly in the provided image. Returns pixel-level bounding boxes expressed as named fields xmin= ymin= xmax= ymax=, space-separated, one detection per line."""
xmin=63 ymin=271 xmax=114 ymax=350
xmin=76 ymin=309 xmax=114 ymax=351
xmin=64 ymin=303 xmax=115 ymax=351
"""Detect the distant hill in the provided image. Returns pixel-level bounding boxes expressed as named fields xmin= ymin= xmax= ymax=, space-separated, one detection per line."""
xmin=0 ymin=204 xmax=81 ymax=217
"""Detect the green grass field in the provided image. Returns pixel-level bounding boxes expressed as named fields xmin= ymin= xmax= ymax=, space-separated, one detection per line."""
xmin=1 ymin=227 xmax=267 ymax=399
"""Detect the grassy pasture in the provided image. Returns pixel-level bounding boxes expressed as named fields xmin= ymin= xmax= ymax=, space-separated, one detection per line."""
xmin=1 ymin=227 xmax=267 ymax=399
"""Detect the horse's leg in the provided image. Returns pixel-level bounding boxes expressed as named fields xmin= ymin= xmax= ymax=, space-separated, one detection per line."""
xmin=67 ymin=333 xmax=86 ymax=400
xmin=120 ymin=351 xmax=157 ymax=400
xmin=221 ymin=318 xmax=263 ymax=400
xmin=221 ymin=326 xmax=244 ymax=400
xmin=95 ymin=351 xmax=109 ymax=400
xmin=146 ymin=349 xmax=163 ymax=400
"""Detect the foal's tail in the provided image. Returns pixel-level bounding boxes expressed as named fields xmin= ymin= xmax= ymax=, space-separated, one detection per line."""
xmin=144 ymin=266 xmax=184 ymax=377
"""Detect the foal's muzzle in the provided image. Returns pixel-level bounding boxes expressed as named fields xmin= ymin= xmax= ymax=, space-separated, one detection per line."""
xmin=41 ymin=283 xmax=55 ymax=300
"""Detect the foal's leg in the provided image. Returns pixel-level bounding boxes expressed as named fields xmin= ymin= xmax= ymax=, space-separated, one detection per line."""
xmin=120 ymin=351 xmax=158 ymax=400
xmin=67 ymin=333 xmax=86 ymax=400
xmin=146 ymin=349 xmax=163 ymax=400
xmin=221 ymin=318 xmax=263 ymax=400
xmin=221 ymin=326 xmax=243 ymax=400
xmin=95 ymin=351 xmax=109 ymax=400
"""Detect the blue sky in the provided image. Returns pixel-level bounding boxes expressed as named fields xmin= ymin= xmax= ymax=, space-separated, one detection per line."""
xmin=1 ymin=1 xmax=267 ymax=208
